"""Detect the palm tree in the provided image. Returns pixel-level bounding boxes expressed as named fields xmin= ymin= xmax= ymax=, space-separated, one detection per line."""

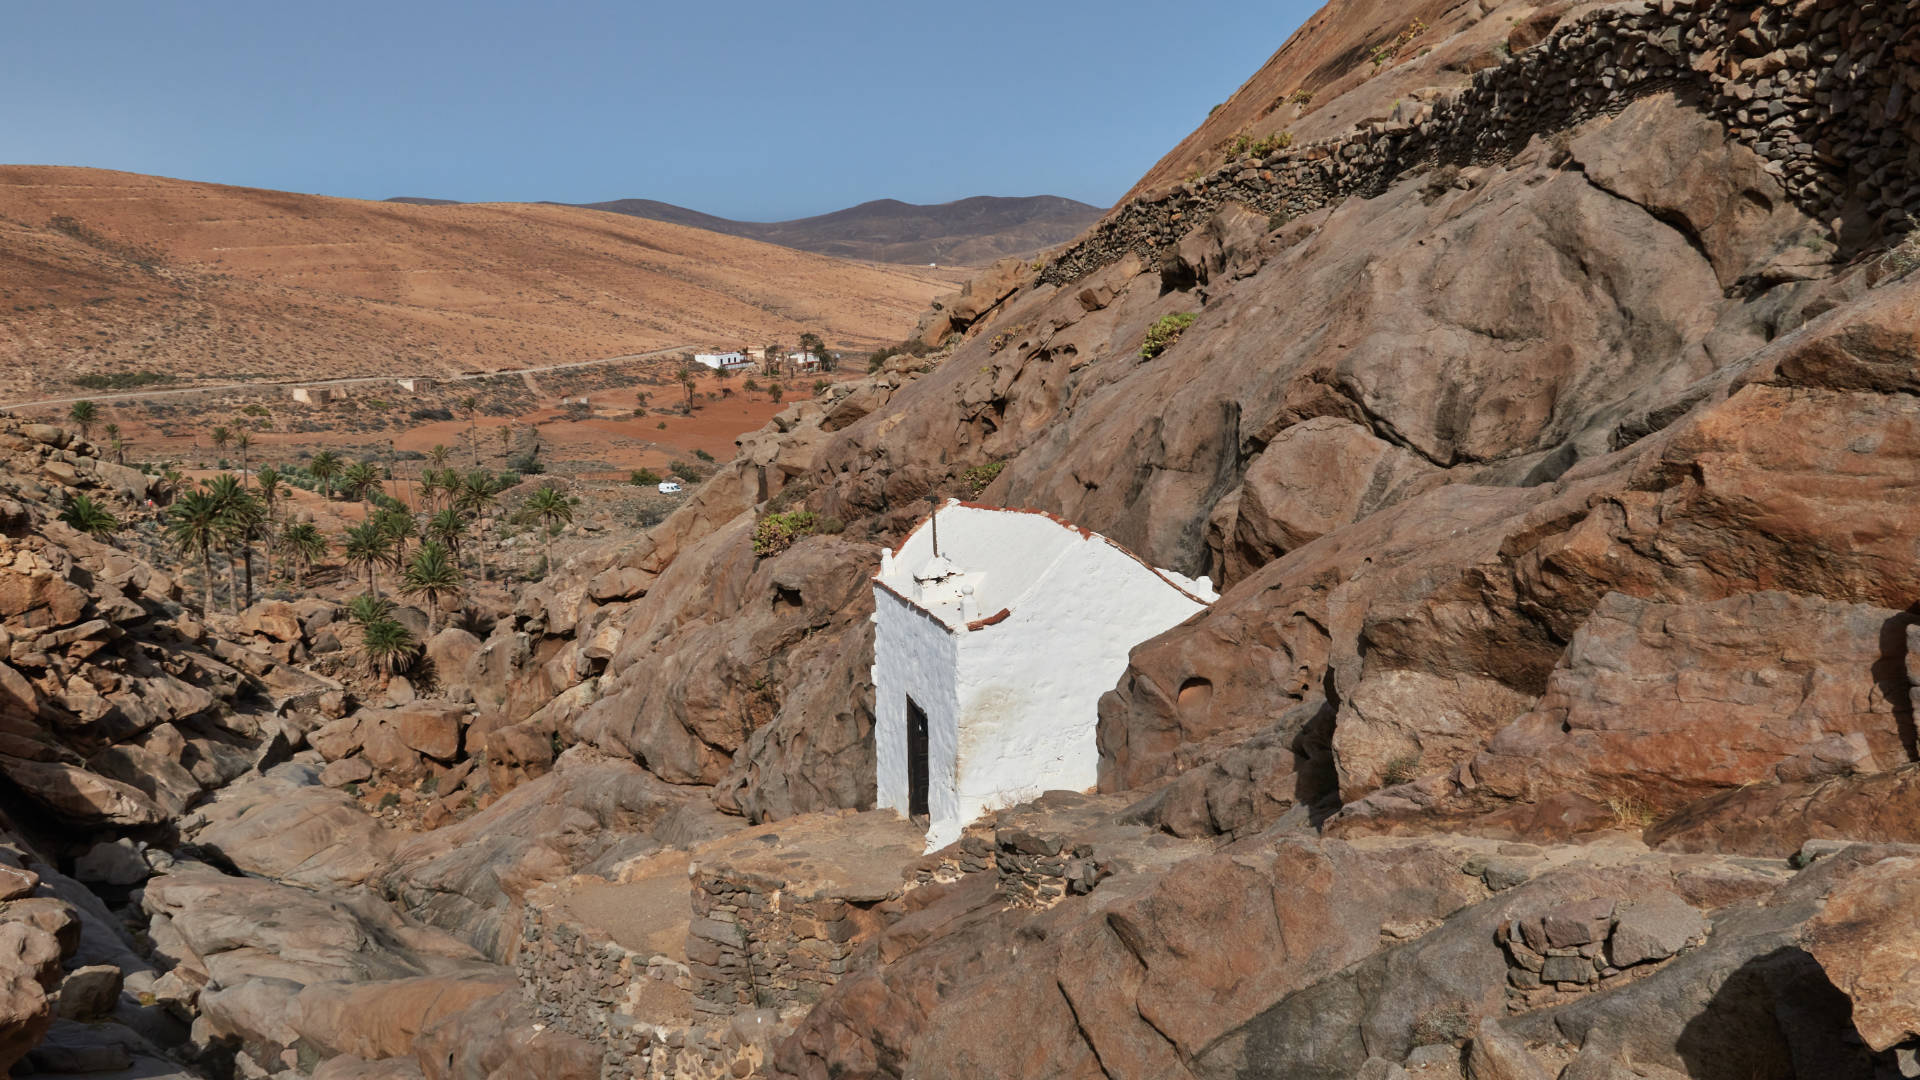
xmin=497 ymin=425 xmax=513 ymax=460
xmin=454 ymin=470 xmax=500 ymax=519
xmin=375 ymin=505 xmax=417 ymax=559
xmin=460 ymin=396 xmax=480 ymax=466
xmin=342 ymin=520 xmax=398 ymax=596
xmin=346 ymin=591 xmax=394 ymax=626
xmin=678 ymin=366 xmax=698 ymax=415
xmin=255 ymin=467 xmax=283 ymax=580
xmin=425 ymin=508 xmax=466 ymax=568
xmin=309 ymin=451 xmax=342 ymax=499
xmin=518 ymin=484 xmax=573 ymax=573
xmin=400 ymin=541 xmax=463 ymax=635
xmin=68 ymin=400 xmax=97 ymax=439
xmin=417 ymin=469 xmax=442 ymax=513
xmin=233 ymin=430 xmax=253 ymax=484
xmin=425 ymin=447 xmax=452 ymax=509
xmin=206 ymin=474 xmax=262 ymax=611
xmin=158 ymin=468 xmax=185 ymax=504
xmin=102 ymin=422 xmax=125 ymax=464
xmin=359 ymin=617 xmax=420 ymax=677
xmin=341 ymin=461 xmax=381 ymax=504
xmin=165 ymin=489 xmax=223 ymax=614
xmin=59 ymin=494 xmax=118 ymax=538
xmin=210 ymin=426 xmax=232 ymax=463
xmin=275 ymin=522 xmax=327 ymax=588
xmin=454 ymin=470 xmax=502 ymax=580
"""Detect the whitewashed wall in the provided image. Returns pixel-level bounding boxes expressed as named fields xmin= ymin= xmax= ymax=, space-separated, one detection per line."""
xmin=875 ymin=501 xmax=1216 ymax=852
xmin=942 ymin=539 xmax=1211 ymax=847
xmin=870 ymin=587 xmax=960 ymax=833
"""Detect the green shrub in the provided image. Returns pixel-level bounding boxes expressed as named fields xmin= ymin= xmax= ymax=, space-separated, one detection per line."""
xmin=629 ymin=468 xmax=663 ymax=486
xmin=377 ymin=792 xmax=400 ymax=810
xmin=1382 ymin=753 xmax=1422 ymax=786
xmin=1141 ymin=313 xmax=1197 ymax=360
xmin=1225 ymin=131 xmax=1293 ymax=161
xmin=694 ymin=448 xmax=715 ymax=462
xmin=962 ymin=461 xmax=1005 ymax=494
xmin=1881 ymin=223 xmax=1920 ymax=278
xmin=1369 ymin=19 xmax=1427 ymax=68
xmin=753 ymin=510 xmax=819 ymax=557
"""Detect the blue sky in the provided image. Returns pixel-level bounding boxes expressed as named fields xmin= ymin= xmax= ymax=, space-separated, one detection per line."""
xmin=3 ymin=1 xmax=1314 ymax=220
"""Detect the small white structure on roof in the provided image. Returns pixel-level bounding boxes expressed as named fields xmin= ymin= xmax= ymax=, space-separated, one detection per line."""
xmin=870 ymin=500 xmax=1216 ymax=851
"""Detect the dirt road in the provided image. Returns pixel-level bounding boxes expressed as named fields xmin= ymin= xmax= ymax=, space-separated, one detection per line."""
xmin=1 ymin=345 xmax=698 ymax=412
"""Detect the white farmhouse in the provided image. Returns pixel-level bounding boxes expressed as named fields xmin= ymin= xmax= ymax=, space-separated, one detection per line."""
xmin=870 ymin=500 xmax=1217 ymax=851
xmin=694 ymin=351 xmax=749 ymax=370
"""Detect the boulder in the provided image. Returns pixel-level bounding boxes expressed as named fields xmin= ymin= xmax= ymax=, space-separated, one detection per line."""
xmin=1805 ymin=856 xmax=1920 ymax=1051
xmin=1606 ymin=890 xmax=1706 ymax=968
xmin=423 ymin=628 xmax=481 ymax=683
xmin=322 ymin=757 xmax=374 ymax=789
xmin=311 ymin=713 xmax=367 ymax=761
xmin=194 ymin=768 xmax=396 ymax=888
xmin=395 ymin=703 xmax=465 ymax=762
xmin=0 ymin=922 xmax=62 ymax=990
xmin=72 ymin=838 xmax=151 ymax=886
xmin=385 ymin=676 xmax=418 ymax=706
xmin=239 ymin=600 xmax=304 ymax=644
xmin=143 ymin=864 xmax=492 ymax=987
xmin=0 ymin=757 xmax=165 ymax=826
xmin=53 ymin=965 xmax=122 ymax=1021
xmin=361 ymin=720 xmax=427 ymax=781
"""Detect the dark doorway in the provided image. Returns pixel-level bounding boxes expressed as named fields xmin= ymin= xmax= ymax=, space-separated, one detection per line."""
xmin=906 ymin=697 xmax=930 ymax=818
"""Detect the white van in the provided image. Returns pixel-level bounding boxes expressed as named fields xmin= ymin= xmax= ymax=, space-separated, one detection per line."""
xmin=657 ymin=481 xmax=682 ymax=494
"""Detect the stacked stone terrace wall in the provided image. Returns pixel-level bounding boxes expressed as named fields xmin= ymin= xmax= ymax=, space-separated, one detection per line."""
xmin=1043 ymin=0 xmax=1920 ymax=285
xmin=994 ymin=827 xmax=1104 ymax=909
xmin=686 ymin=870 xmax=866 ymax=1012
xmin=515 ymin=898 xmax=791 ymax=1080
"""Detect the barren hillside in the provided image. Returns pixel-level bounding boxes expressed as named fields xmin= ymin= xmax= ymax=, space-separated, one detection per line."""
xmin=574 ymin=194 xmax=1105 ymax=266
xmin=0 ymin=166 xmax=959 ymax=400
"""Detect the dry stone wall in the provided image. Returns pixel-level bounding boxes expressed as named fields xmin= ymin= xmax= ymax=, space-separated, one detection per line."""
xmin=516 ymin=899 xmax=790 ymax=1080
xmin=685 ymin=871 xmax=865 ymax=1013
xmin=1043 ymin=0 xmax=1920 ymax=286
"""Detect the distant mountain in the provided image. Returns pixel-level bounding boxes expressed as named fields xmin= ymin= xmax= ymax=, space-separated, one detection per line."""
xmin=385 ymin=193 xmax=1106 ymax=266
xmin=385 ymin=196 xmax=461 ymax=206
xmin=581 ymin=195 xmax=1106 ymax=266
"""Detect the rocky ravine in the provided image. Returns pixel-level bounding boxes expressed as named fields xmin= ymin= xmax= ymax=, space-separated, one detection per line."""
xmin=14 ymin=0 xmax=1920 ymax=1078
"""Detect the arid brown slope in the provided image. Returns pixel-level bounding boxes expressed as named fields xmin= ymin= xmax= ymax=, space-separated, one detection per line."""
xmin=0 ymin=166 xmax=958 ymax=398
xmin=1123 ymin=0 xmax=1599 ymax=203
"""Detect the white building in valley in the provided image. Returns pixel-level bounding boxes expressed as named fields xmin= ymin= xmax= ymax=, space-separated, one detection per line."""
xmin=870 ymin=500 xmax=1217 ymax=851
xmin=694 ymin=351 xmax=752 ymax=370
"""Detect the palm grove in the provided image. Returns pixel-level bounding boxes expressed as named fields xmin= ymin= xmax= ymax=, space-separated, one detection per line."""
xmin=59 ymin=401 xmax=575 ymax=681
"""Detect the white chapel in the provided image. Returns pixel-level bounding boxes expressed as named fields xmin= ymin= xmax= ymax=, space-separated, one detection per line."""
xmin=870 ymin=500 xmax=1217 ymax=851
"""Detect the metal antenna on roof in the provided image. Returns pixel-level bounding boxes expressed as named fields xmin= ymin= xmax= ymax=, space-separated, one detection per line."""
xmin=929 ymin=496 xmax=941 ymax=558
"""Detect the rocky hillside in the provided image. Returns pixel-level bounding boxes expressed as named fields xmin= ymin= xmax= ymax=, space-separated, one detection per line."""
xmin=13 ymin=0 xmax=1920 ymax=1077
xmin=0 ymin=167 xmax=956 ymax=399
xmin=407 ymin=0 xmax=1920 ymax=1074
